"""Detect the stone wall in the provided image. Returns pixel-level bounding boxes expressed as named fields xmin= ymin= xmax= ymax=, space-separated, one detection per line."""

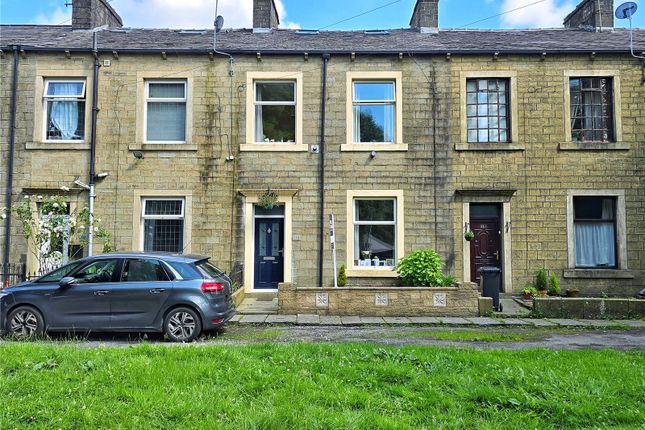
xmin=278 ymin=282 xmax=480 ymax=316
xmin=534 ymin=297 xmax=645 ymax=319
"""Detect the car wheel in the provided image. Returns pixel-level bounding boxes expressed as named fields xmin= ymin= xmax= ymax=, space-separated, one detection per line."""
xmin=7 ymin=306 xmax=45 ymax=339
xmin=164 ymin=307 xmax=202 ymax=342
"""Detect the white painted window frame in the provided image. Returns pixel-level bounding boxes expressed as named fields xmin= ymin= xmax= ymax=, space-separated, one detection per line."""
xmin=42 ymin=78 xmax=87 ymax=143
xmin=352 ymin=80 xmax=397 ymax=144
xmin=253 ymin=80 xmax=297 ymax=144
xmin=140 ymin=197 xmax=186 ymax=252
xmin=144 ymin=80 xmax=187 ymax=144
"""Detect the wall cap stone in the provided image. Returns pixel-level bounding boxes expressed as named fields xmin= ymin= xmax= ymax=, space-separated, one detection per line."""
xmin=563 ymin=269 xmax=634 ymax=279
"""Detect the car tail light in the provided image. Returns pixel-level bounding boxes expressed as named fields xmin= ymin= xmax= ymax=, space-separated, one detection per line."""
xmin=201 ymin=282 xmax=224 ymax=293
xmin=211 ymin=318 xmax=225 ymax=325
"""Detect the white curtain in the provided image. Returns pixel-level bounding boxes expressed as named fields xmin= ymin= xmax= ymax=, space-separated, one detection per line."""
xmin=353 ymin=106 xmax=361 ymax=142
xmin=50 ymin=83 xmax=79 ymax=140
xmin=575 ymin=200 xmax=616 ymax=267
xmin=255 ymin=90 xmax=264 ymax=142
xmin=383 ymin=104 xmax=394 ymax=142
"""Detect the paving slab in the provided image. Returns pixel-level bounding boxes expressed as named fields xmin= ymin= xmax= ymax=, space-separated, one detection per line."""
xmin=297 ymin=314 xmax=320 ymax=325
xmin=547 ymin=318 xmax=587 ymax=327
xmin=440 ymin=317 xmax=471 ymax=325
xmin=382 ymin=317 xmax=412 ymax=325
xmin=230 ymin=314 xmax=243 ymax=323
xmin=501 ymin=318 xmax=532 ymax=326
xmin=319 ymin=316 xmax=343 ymax=325
xmin=468 ymin=317 xmax=504 ymax=326
xmin=582 ymin=319 xmax=617 ymax=328
xmin=360 ymin=317 xmax=386 ymax=324
xmin=239 ymin=314 xmax=268 ymax=324
xmin=340 ymin=316 xmax=362 ymax=325
xmin=407 ymin=317 xmax=441 ymax=324
xmin=523 ymin=318 xmax=557 ymax=326
xmin=265 ymin=314 xmax=297 ymax=324
xmin=615 ymin=320 xmax=645 ymax=328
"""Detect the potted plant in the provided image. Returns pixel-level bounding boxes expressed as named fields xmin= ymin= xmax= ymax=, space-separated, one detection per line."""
xmin=548 ymin=272 xmax=560 ymax=296
xmin=258 ymin=188 xmax=279 ymax=210
xmin=522 ymin=286 xmax=538 ymax=300
xmin=535 ymin=267 xmax=549 ymax=298
xmin=464 ymin=229 xmax=475 ymax=241
xmin=337 ymin=264 xmax=347 ymax=287
xmin=566 ymin=288 xmax=580 ymax=298
xmin=395 ymin=249 xmax=455 ymax=287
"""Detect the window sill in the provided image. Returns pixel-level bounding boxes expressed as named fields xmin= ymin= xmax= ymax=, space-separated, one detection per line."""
xmin=26 ymin=142 xmax=90 ymax=150
xmin=454 ymin=143 xmax=525 ymax=151
xmin=563 ymin=269 xmax=634 ymax=279
xmin=240 ymin=143 xmax=309 ymax=152
xmin=341 ymin=143 xmax=408 ymax=152
xmin=347 ymin=267 xmax=398 ymax=278
xmin=129 ymin=144 xmax=198 ymax=152
xmin=559 ymin=141 xmax=630 ymax=151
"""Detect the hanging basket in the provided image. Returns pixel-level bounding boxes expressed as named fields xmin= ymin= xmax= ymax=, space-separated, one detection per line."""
xmin=258 ymin=188 xmax=279 ymax=209
xmin=464 ymin=229 xmax=475 ymax=241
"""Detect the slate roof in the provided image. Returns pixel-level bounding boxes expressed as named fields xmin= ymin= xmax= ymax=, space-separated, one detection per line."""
xmin=1 ymin=25 xmax=644 ymax=55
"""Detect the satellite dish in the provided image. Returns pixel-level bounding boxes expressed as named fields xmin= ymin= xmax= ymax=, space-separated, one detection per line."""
xmin=215 ymin=15 xmax=224 ymax=33
xmin=615 ymin=2 xmax=637 ymax=19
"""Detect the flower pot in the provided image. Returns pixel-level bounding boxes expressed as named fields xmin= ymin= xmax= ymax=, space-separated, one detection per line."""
xmin=566 ymin=289 xmax=580 ymax=298
xmin=522 ymin=292 xmax=533 ymax=300
xmin=538 ymin=289 xmax=548 ymax=298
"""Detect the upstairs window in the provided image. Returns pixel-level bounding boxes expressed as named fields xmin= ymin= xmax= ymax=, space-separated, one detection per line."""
xmin=44 ymin=79 xmax=86 ymax=141
xmin=145 ymin=81 xmax=187 ymax=143
xmin=141 ymin=198 xmax=185 ymax=253
xmin=253 ymin=80 xmax=297 ymax=144
xmin=352 ymin=81 xmax=396 ymax=143
xmin=570 ymin=77 xmax=614 ymax=142
xmin=573 ymin=196 xmax=616 ymax=268
xmin=466 ymin=78 xmax=510 ymax=143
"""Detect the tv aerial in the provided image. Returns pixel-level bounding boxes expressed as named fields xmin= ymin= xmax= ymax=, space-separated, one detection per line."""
xmin=615 ymin=2 xmax=644 ymax=59
xmin=215 ymin=15 xmax=225 ymax=33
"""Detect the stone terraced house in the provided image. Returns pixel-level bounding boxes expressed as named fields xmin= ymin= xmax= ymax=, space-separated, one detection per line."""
xmin=1 ymin=0 xmax=644 ymax=298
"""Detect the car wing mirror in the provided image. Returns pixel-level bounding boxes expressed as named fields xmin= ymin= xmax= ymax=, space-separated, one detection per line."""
xmin=59 ymin=276 xmax=76 ymax=288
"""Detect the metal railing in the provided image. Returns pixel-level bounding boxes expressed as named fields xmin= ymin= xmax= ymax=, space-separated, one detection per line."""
xmin=1 ymin=263 xmax=54 ymax=288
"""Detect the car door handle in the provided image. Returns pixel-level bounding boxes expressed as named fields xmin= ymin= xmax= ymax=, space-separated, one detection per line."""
xmin=94 ymin=290 xmax=110 ymax=296
xmin=150 ymin=288 xmax=166 ymax=294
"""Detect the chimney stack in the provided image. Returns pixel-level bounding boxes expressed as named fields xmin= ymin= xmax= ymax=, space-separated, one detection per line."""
xmin=72 ymin=0 xmax=123 ymax=30
xmin=253 ymin=0 xmax=280 ymax=30
xmin=563 ymin=0 xmax=614 ymax=29
xmin=410 ymin=0 xmax=439 ymax=30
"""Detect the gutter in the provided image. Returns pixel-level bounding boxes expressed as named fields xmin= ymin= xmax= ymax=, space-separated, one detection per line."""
xmin=87 ymin=32 xmax=100 ymax=256
xmin=318 ymin=53 xmax=330 ymax=288
xmin=2 ymin=46 xmax=19 ymax=283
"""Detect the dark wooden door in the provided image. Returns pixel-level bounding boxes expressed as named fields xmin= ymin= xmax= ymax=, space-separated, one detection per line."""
xmin=470 ymin=218 xmax=501 ymax=285
xmin=254 ymin=218 xmax=284 ymax=290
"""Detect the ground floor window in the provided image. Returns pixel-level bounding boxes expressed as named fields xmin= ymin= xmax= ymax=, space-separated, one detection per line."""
xmin=573 ymin=196 xmax=616 ymax=268
xmin=353 ymin=198 xmax=397 ymax=268
xmin=141 ymin=198 xmax=185 ymax=253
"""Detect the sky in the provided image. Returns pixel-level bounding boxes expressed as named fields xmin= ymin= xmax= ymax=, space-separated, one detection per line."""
xmin=0 ymin=0 xmax=643 ymax=30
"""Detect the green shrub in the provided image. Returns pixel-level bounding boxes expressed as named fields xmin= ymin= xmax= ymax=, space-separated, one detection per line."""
xmin=522 ymin=286 xmax=538 ymax=297
xmin=535 ymin=267 xmax=548 ymax=291
xmin=337 ymin=264 xmax=347 ymax=287
xmin=395 ymin=249 xmax=454 ymax=287
xmin=548 ymin=272 xmax=560 ymax=295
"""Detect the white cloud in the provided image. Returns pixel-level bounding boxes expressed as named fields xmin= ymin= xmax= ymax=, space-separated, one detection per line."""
xmin=32 ymin=6 xmax=71 ymax=25
xmin=498 ymin=0 xmax=576 ymax=28
xmin=108 ymin=0 xmax=298 ymax=29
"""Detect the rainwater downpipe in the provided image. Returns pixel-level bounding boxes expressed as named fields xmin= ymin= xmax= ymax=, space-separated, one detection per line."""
xmin=2 ymin=45 xmax=19 ymax=282
xmin=87 ymin=34 xmax=100 ymax=256
xmin=317 ymin=53 xmax=330 ymax=288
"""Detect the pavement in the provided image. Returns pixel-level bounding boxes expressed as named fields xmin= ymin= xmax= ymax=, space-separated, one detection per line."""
xmin=229 ymin=313 xmax=645 ymax=329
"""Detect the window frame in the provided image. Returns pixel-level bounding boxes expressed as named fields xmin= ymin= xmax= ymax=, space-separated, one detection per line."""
xmin=252 ymin=80 xmax=298 ymax=144
xmin=42 ymin=78 xmax=87 ymax=144
xmin=561 ymin=70 xmax=625 ymax=151
xmin=119 ymin=258 xmax=173 ymax=283
xmin=568 ymin=77 xmax=614 ymax=143
xmin=572 ymin=196 xmax=617 ymax=269
xmin=566 ymin=190 xmax=628 ymax=275
xmin=457 ymin=70 xmax=522 ymax=151
xmin=346 ymin=190 xmax=404 ymax=278
xmin=143 ymin=80 xmax=188 ymax=144
xmin=352 ymin=80 xmax=397 ymax=144
xmin=243 ymin=72 xmax=305 ymax=152
xmin=343 ymin=71 xmax=406 ymax=152
xmin=140 ymin=197 xmax=186 ymax=253
xmin=465 ymin=78 xmax=511 ymax=144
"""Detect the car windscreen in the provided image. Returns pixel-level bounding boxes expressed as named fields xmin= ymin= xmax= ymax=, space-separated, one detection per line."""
xmin=195 ymin=260 xmax=225 ymax=279
xmin=36 ymin=261 xmax=84 ymax=283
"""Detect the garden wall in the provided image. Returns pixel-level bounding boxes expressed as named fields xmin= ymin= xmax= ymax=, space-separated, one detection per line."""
xmin=278 ymin=282 xmax=480 ymax=317
xmin=533 ymin=297 xmax=645 ymax=319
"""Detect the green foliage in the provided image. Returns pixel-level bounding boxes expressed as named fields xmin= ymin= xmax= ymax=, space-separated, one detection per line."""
xmin=548 ymin=272 xmax=560 ymax=295
xmin=337 ymin=264 xmax=347 ymax=287
xmin=535 ymin=267 xmax=549 ymax=291
xmin=464 ymin=229 xmax=475 ymax=241
xmin=522 ymin=286 xmax=539 ymax=297
xmin=0 ymin=343 xmax=643 ymax=429
xmin=395 ymin=249 xmax=454 ymax=287
xmin=257 ymin=188 xmax=279 ymax=209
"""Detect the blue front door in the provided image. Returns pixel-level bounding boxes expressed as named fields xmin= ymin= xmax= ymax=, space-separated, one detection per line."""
xmin=254 ymin=218 xmax=284 ymax=289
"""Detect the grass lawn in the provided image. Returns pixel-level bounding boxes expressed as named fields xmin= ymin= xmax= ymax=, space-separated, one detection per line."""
xmin=0 ymin=343 xmax=643 ymax=429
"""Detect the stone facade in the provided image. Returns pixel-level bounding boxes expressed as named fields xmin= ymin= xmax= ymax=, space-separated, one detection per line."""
xmin=278 ymin=282 xmax=480 ymax=316
xmin=72 ymin=0 xmax=123 ymax=30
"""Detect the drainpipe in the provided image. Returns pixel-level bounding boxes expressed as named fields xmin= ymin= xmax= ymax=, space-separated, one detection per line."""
xmin=317 ymin=54 xmax=330 ymax=288
xmin=2 ymin=46 xmax=20 ymax=283
xmin=87 ymin=32 xmax=100 ymax=256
